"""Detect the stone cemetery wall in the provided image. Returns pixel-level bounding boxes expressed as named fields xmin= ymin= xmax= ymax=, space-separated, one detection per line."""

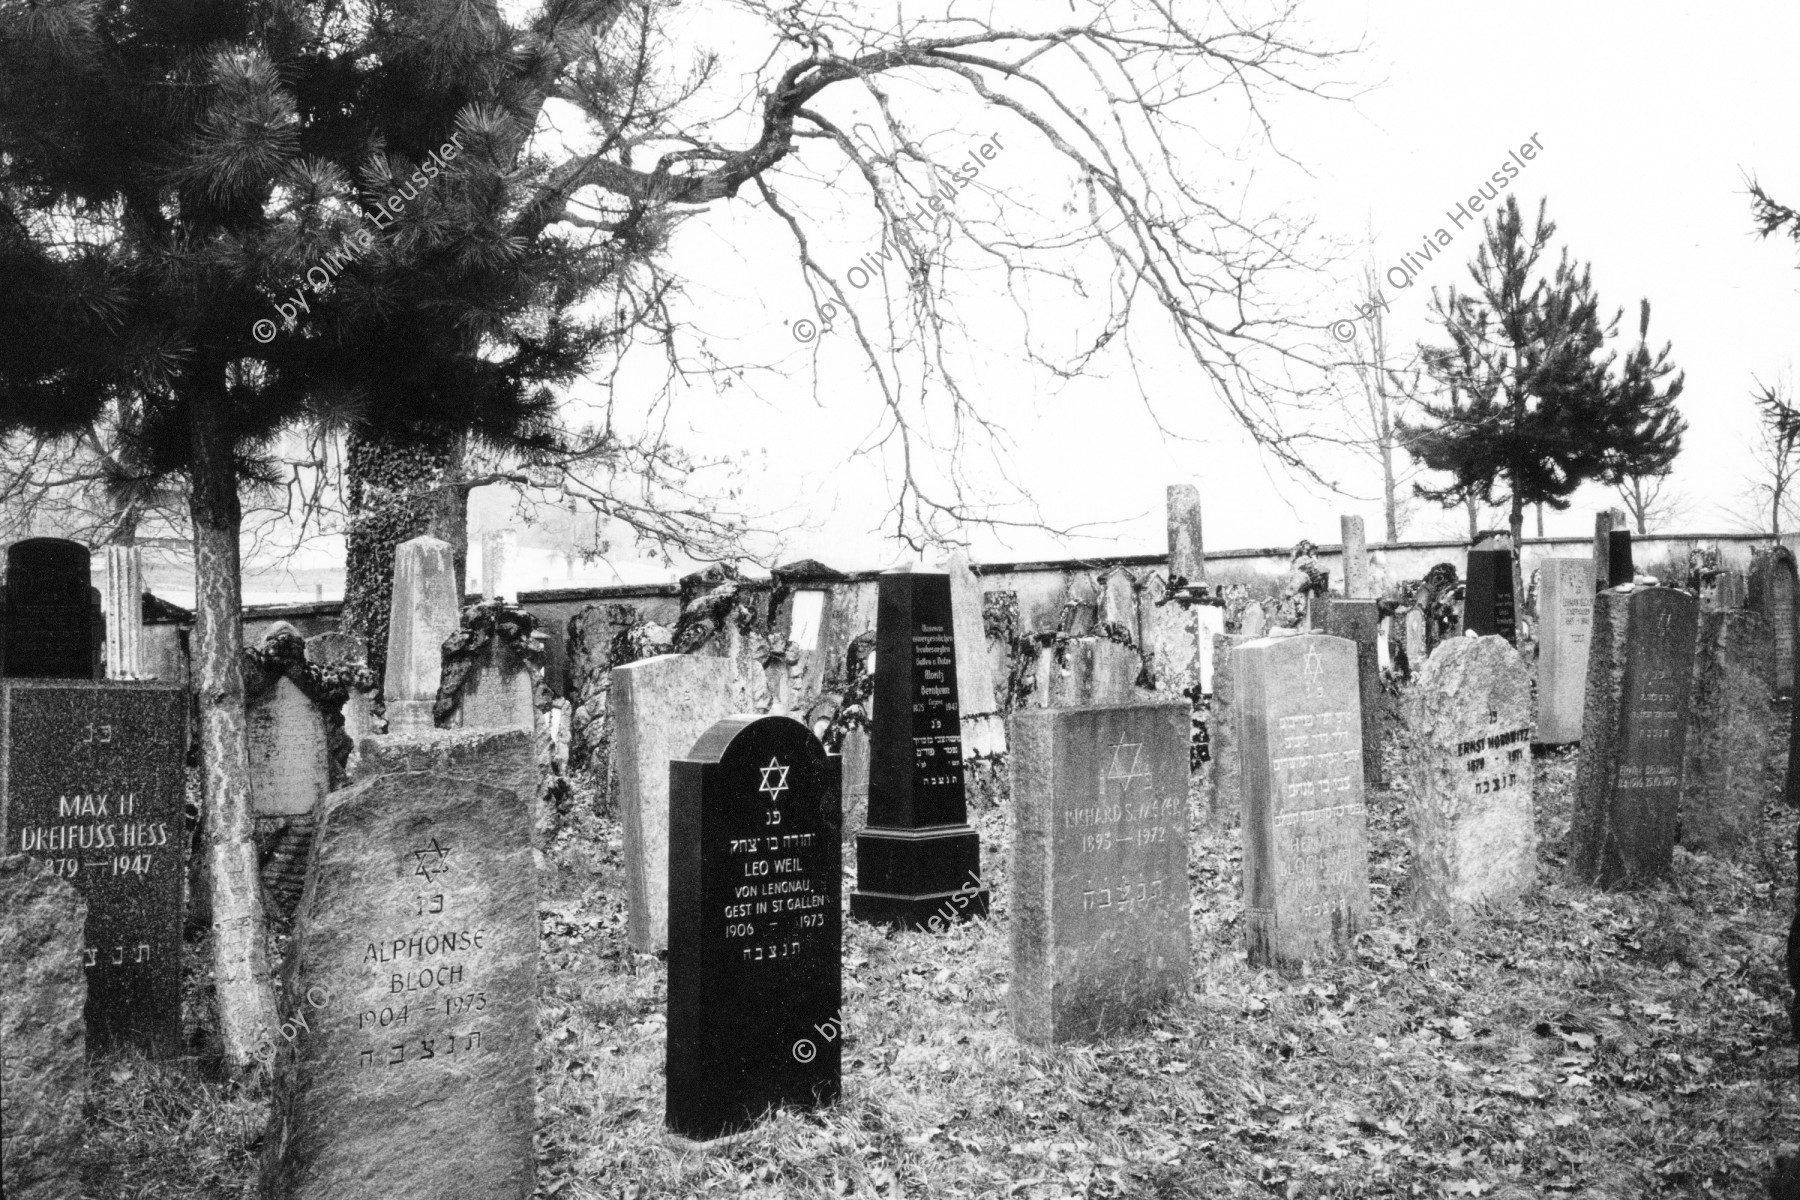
xmin=1 ymin=680 xmax=186 ymax=1056
xmin=1236 ymin=634 xmax=1370 ymax=973
xmin=667 ymin=715 xmax=840 ymax=1140
xmin=1402 ymin=637 xmax=1535 ymax=922
xmin=0 ymin=854 xmax=86 ymax=1200
xmin=263 ymin=771 xmax=536 ymax=1199
xmin=612 ymin=655 xmax=751 ymax=952
xmin=1008 ymin=701 xmax=1190 ymax=1043
xmin=1680 ymin=609 xmax=1774 ymax=855
xmin=1570 ymin=587 xmax=1700 ymax=890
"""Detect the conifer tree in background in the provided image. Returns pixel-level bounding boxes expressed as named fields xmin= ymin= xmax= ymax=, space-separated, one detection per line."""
xmin=0 ymin=0 xmax=647 ymax=1067
xmin=1608 ymin=300 xmax=1688 ymax=532
xmin=1403 ymin=196 xmax=1686 ymax=575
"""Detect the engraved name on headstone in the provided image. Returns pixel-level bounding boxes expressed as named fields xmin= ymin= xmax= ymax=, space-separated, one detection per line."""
xmin=1570 ymin=587 xmax=1699 ymax=889
xmin=1009 ymin=701 xmax=1190 ymax=1043
xmin=1 ymin=680 xmax=186 ymax=1055
xmin=1237 ymin=635 xmax=1370 ymax=973
xmin=1535 ymin=559 xmax=1596 ymax=744
xmin=668 ymin=715 xmax=841 ymax=1140
xmin=1750 ymin=546 xmax=1798 ymax=697
xmin=263 ymin=770 xmax=537 ymax=1199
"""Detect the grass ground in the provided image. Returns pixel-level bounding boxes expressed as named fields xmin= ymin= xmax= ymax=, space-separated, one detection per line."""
xmin=61 ymin=712 xmax=1800 ymax=1199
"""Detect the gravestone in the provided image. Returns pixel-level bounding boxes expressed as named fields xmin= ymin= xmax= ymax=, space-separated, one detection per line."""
xmin=1376 ymin=616 xmax=1393 ymax=674
xmin=1535 ymin=559 xmax=1596 ymax=744
xmin=1205 ymin=633 xmax=1251 ymax=824
xmin=1033 ymin=637 xmax=1141 ymax=708
xmin=668 ymin=715 xmax=841 ymax=1140
xmin=250 ymin=677 xmax=331 ymax=817
xmin=1680 ymin=610 xmax=1774 ymax=855
xmin=1240 ymin=602 xmax=1267 ymax=638
xmin=1009 ymin=701 xmax=1190 ymax=1043
xmin=851 ymin=567 xmax=990 ymax=927
xmin=945 ymin=552 xmax=1004 ymax=758
xmin=0 ymin=854 xmax=86 ymax=1200
xmin=851 ymin=567 xmax=990 ymax=924
xmin=1463 ymin=548 xmax=1517 ymax=643
xmin=1403 ymin=608 xmax=1426 ymax=676
xmin=1340 ymin=515 xmax=1370 ymax=599
xmin=1321 ymin=599 xmax=1382 ymax=785
xmin=840 ymin=726 xmax=871 ymax=844
xmin=346 ymin=730 xmax=537 ymax=833
xmin=3 ymin=538 xmax=98 ymax=679
xmin=1715 ymin=569 xmax=1748 ymax=611
xmin=1402 ymin=637 xmax=1535 ymax=922
xmin=383 ymin=536 xmax=459 ymax=734
xmin=1 ymin=680 xmax=186 ymax=1055
xmin=1138 ymin=585 xmax=1199 ymax=696
xmin=452 ymin=641 xmax=536 ymax=733
xmin=612 ymin=655 xmax=748 ymax=952
xmin=1608 ymin=530 xmax=1635 ymax=587
xmin=1167 ymin=485 xmax=1205 ymax=584
xmin=262 ymin=771 xmax=537 ymax=1199
xmin=103 ymin=544 xmax=146 ymax=680
xmin=1593 ymin=510 xmax=1625 ymax=591
xmin=1569 ymin=587 xmax=1699 ymax=889
xmin=1236 ymin=634 xmax=1370 ymax=973
xmin=1750 ymin=546 xmax=1798 ymax=696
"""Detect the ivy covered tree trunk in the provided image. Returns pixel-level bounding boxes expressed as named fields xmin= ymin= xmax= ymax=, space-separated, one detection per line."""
xmin=188 ymin=382 xmax=279 ymax=1069
xmin=342 ymin=428 xmax=468 ymax=694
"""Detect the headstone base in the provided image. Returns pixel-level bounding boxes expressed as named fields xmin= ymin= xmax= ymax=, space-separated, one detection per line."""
xmin=383 ymin=698 xmax=436 ymax=734
xmin=849 ymin=826 xmax=989 ymax=930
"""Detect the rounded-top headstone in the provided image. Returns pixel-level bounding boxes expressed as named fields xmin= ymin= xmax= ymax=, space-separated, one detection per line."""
xmin=4 ymin=538 xmax=97 ymax=680
xmin=667 ymin=713 xmax=841 ymax=1141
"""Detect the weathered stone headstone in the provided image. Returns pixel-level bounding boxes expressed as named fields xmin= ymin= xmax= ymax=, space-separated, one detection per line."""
xmin=1464 ymin=548 xmax=1517 ymax=643
xmin=0 ymin=854 xmax=86 ymax=1200
xmin=839 ymin=726 xmax=871 ymax=843
xmin=2 ymin=680 xmax=186 ymax=1055
xmin=945 ymin=552 xmax=1004 ymax=759
xmin=250 ymin=677 xmax=331 ymax=817
xmin=1195 ymin=604 xmax=1226 ymax=694
xmin=1033 ymin=637 xmax=1141 ymax=708
xmin=1009 ymin=701 xmax=1189 ymax=1044
xmin=1535 ymin=559 xmax=1596 ymax=744
xmin=1376 ymin=616 xmax=1393 ymax=673
xmin=1206 ymin=633 xmax=1251 ymax=824
xmin=1403 ymin=637 xmax=1535 ymax=921
xmin=1569 ymin=587 xmax=1699 ymax=889
xmin=1167 ymin=485 xmax=1204 ymax=584
xmin=3 ymin=538 xmax=97 ymax=680
xmin=668 ymin=715 xmax=840 ymax=1140
xmin=612 ymin=655 xmax=748 ymax=952
xmin=1750 ymin=546 xmax=1798 ymax=696
xmin=1680 ymin=610 xmax=1774 ymax=855
xmin=451 ymin=640 xmax=536 ymax=733
xmin=1240 ymin=602 xmax=1267 ymax=638
xmin=383 ymin=536 xmax=459 ymax=734
xmin=103 ymin=544 xmax=146 ymax=680
xmin=1321 ymin=600 xmax=1382 ymax=785
xmin=1593 ymin=509 xmax=1625 ymax=592
xmin=1715 ymin=569 xmax=1748 ymax=611
xmin=262 ymin=770 xmax=537 ymax=1199
xmin=1138 ymin=585 xmax=1199 ymax=696
xmin=1340 ymin=515 xmax=1370 ymax=599
xmin=347 ymin=730 xmax=538 ymax=834
xmin=1236 ymin=634 xmax=1370 ymax=973
xmin=850 ymin=567 xmax=990 ymax=927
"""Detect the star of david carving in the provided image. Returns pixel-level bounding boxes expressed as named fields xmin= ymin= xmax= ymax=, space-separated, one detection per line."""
xmin=1303 ymin=648 xmax=1324 ymax=680
xmin=758 ymin=757 xmax=790 ymax=805
xmin=1104 ymin=740 xmax=1150 ymax=790
xmin=411 ymin=838 xmax=452 ymax=884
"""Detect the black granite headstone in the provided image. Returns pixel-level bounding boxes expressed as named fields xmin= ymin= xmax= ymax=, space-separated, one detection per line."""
xmin=667 ymin=714 xmax=841 ymax=1141
xmin=848 ymin=566 xmax=991 ymax=928
xmin=3 ymin=539 xmax=98 ymax=680
xmin=1 ymin=680 xmax=187 ymax=1055
xmin=1463 ymin=549 xmax=1516 ymax=644
xmin=1608 ymin=530 xmax=1635 ymax=588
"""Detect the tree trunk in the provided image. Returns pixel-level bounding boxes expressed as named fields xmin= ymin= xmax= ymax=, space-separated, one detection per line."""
xmin=1509 ymin=492 xmax=1526 ymax=628
xmin=188 ymin=382 xmax=278 ymax=1070
xmin=1465 ymin=493 xmax=1479 ymax=540
xmin=1535 ymin=503 xmax=1544 ymax=539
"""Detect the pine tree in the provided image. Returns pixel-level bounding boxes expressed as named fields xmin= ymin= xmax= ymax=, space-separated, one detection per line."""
xmin=1403 ymin=196 xmax=1684 ymax=560
xmin=0 ymin=0 xmax=640 ymax=1067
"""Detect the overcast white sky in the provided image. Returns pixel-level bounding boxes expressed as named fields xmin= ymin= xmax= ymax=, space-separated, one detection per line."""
xmin=521 ymin=0 xmax=1799 ymax=576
